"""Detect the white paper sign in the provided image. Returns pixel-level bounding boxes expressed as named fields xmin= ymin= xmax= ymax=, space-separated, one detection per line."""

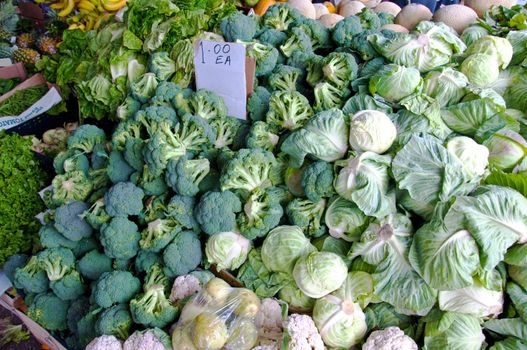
xmin=0 ymin=271 xmax=12 ymax=296
xmin=0 ymin=86 xmax=62 ymax=130
xmin=194 ymin=40 xmax=247 ymax=120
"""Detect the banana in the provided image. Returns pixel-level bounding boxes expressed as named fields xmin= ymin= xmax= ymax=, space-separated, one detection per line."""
xmin=85 ymin=16 xmax=96 ymax=31
xmin=101 ymin=0 xmax=127 ymax=12
xmin=78 ymin=0 xmax=95 ymax=11
xmin=50 ymin=1 xmax=65 ymax=9
xmin=57 ymin=0 xmax=75 ymax=17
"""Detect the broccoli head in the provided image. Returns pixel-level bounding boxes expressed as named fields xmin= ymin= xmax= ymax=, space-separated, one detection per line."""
xmin=37 ymin=247 xmax=76 ymax=281
xmin=100 ymin=217 xmax=141 ymax=259
xmin=62 ymin=152 xmax=90 ymax=174
xmin=210 ymin=116 xmax=246 ymax=150
xmin=322 ymin=52 xmax=358 ymax=88
xmin=357 ymin=8 xmax=381 ymax=30
xmin=82 ymin=198 xmax=111 ymax=230
xmin=220 ymin=12 xmax=259 ymax=42
xmin=257 ymin=28 xmax=288 ymax=47
xmin=300 ymin=161 xmax=335 ymax=202
xmin=247 ymin=121 xmax=280 ymax=152
xmin=51 ymin=171 xmax=93 ymax=206
xmin=77 ymin=307 xmax=102 ymax=347
xmin=39 ymin=225 xmax=77 ymax=250
xmin=165 ymin=156 xmax=210 ymax=197
xmin=349 ymin=29 xmax=380 ymax=61
xmin=378 ymin=12 xmax=394 ymax=26
xmin=143 ymin=263 xmax=170 ymax=292
xmin=135 ymin=166 xmax=169 ymax=197
xmin=95 ymin=303 xmax=133 ymax=340
xmin=130 ymin=284 xmax=178 ymax=328
xmin=163 ymin=230 xmax=202 ymax=276
xmin=131 ymin=73 xmax=159 ymax=103
xmin=248 ymin=86 xmax=272 ymax=122
xmin=104 ymin=182 xmax=145 ymax=217
xmin=150 ymin=81 xmax=180 ymax=107
xmin=194 ymin=190 xmax=242 ymax=235
xmin=298 ymin=17 xmax=331 ymax=50
xmin=247 ymin=42 xmax=279 ymax=78
xmin=266 ymin=91 xmax=314 ymax=132
xmin=135 ymin=250 xmax=163 ymax=274
xmin=332 ymin=16 xmax=363 ymax=48
xmin=139 ymin=217 xmax=181 ymax=253
xmin=77 ymin=250 xmax=113 ymax=280
xmin=305 ymin=54 xmax=325 ymax=87
xmin=172 ymin=87 xmax=194 ymax=116
xmin=124 ymin=138 xmax=146 ymax=172
xmin=148 ymin=52 xmax=176 ymax=81
xmin=13 ymin=256 xmax=49 ymax=293
xmin=3 ymin=254 xmax=28 ymax=284
xmin=50 ymin=270 xmax=86 ymax=301
xmin=116 ymin=96 xmax=142 ymax=121
xmin=134 ymin=105 xmax=178 ymax=136
xmin=280 ymin=27 xmax=313 ymax=58
xmin=111 ymin=119 xmax=143 ymax=152
xmin=189 ymin=89 xmax=227 ymax=121
xmin=268 ymin=64 xmax=302 ymax=92
xmin=314 ymin=81 xmax=351 ymax=111
xmin=94 ymin=271 xmax=141 ymax=308
xmin=262 ymin=4 xmax=301 ymax=32
xmin=71 ymin=236 xmax=99 ymax=259
xmin=107 ymin=150 xmax=135 ymax=184
xmin=166 ymin=195 xmax=199 ymax=230
xmin=67 ymin=125 xmax=106 ymax=153
xmin=220 ymin=148 xmax=277 ymax=196
xmin=286 ymin=198 xmax=327 ymax=237
xmin=27 ymin=292 xmax=69 ymax=331
xmin=238 ymin=187 xmax=284 ymax=240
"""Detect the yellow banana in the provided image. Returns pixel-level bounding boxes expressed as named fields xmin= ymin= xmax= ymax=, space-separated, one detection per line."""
xmin=57 ymin=0 xmax=75 ymax=17
xmin=101 ymin=0 xmax=127 ymax=12
xmin=84 ymin=16 xmax=96 ymax=31
xmin=50 ymin=0 xmax=66 ymax=10
xmin=78 ymin=0 xmax=95 ymax=11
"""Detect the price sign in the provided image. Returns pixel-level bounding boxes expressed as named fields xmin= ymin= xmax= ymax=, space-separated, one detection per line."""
xmin=194 ymin=40 xmax=247 ymax=119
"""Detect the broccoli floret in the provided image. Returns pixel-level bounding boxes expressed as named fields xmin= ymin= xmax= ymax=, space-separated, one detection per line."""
xmin=322 ymin=52 xmax=358 ymax=88
xmin=286 ymin=198 xmax=327 ymax=237
xmin=104 ymin=182 xmax=144 ymax=217
xmin=95 ymin=303 xmax=133 ymax=340
xmin=37 ymin=247 xmax=76 ymax=281
xmin=148 ymin=52 xmax=176 ymax=81
xmin=357 ymin=8 xmax=381 ymax=30
xmin=378 ymin=12 xmax=394 ymax=26
xmin=298 ymin=17 xmax=331 ymax=50
xmin=27 ymin=292 xmax=69 ymax=331
xmin=150 ymin=81 xmax=179 ymax=107
xmin=262 ymin=4 xmax=300 ymax=32
xmin=107 ymin=150 xmax=135 ymax=184
xmin=134 ymin=105 xmax=178 ymax=136
xmin=194 ymin=191 xmax=242 ymax=235
xmin=130 ymin=284 xmax=178 ymax=328
xmin=82 ymin=198 xmax=111 ymax=230
xmin=139 ymin=216 xmax=181 ymax=253
xmin=165 ymin=156 xmax=210 ymax=197
xmin=314 ymin=81 xmax=351 ymax=111
xmin=257 ymin=28 xmax=288 ymax=47
xmin=136 ymin=166 xmax=169 ymax=196
xmin=91 ymin=143 xmax=109 ymax=170
xmin=39 ymin=225 xmax=77 ymax=250
xmin=131 ymin=73 xmax=159 ymax=103
xmin=166 ymin=195 xmax=199 ymax=230
xmin=3 ymin=254 xmax=28 ymax=283
xmin=13 ymin=256 xmax=48 ymax=293
xmin=77 ymin=307 xmax=102 ymax=347
xmin=189 ymin=89 xmax=227 ymax=120
xmin=100 ymin=217 xmax=141 ymax=259
xmin=305 ymin=54 xmax=325 ymax=87
xmin=94 ymin=271 xmax=141 ymax=308
xmin=268 ymin=64 xmax=302 ymax=92
xmin=163 ymin=230 xmax=202 ymax=276
xmin=50 ymin=270 xmax=86 ymax=301
xmin=247 ymin=121 xmax=280 ymax=152
xmin=143 ymin=263 xmax=170 ymax=291
xmin=67 ymin=297 xmax=90 ymax=335
xmin=210 ymin=116 xmax=245 ymax=149
xmin=116 ymin=96 xmax=142 ymax=121
xmin=77 ymin=250 xmax=113 ymax=280
xmin=332 ymin=16 xmax=363 ymax=47
xmin=135 ymin=251 xmax=163 ymax=274
xmin=172 ymin=87 xmax=194 ymax=116
xmin=287 ymin=50 xmax=315 ymax=74
xmin=280 ymin=27 xmax=313 ymax=58
xmin=247 ymin=42 xmax=279 ymax=77
xmin=248 ymin=86 xmax=272 ymax=122
xmin=124 ymin=138 xmax=145 ymax=171
xmin=300 ymin=161 xmax=335 ymax=202
xmin=238 ymin=187 xmax=284 ymax=240
xmin=220 ymin=12 xmax=259 ymax=42
xmin=51 ymin=171 xmax=93 ymax=206
xmin=220 ymin=148 xmax=277 ymax=196
xmin=71 ymin=236 xmax=99 ymax=258
xmin=111 ymin=120 xmax=143 ymax=152
xmin=67 ymin=125 xmax=106 ymax=153
xmin=266 ymin=91 xmax=314 ymax=132
xmin=349 ymin=29 xmax=380 ymax=60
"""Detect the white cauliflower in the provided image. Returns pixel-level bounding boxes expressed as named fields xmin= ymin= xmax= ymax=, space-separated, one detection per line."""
xmin=255 ymin=298 xmax=284 ymax=341
xmin=283 ymin=314 xmax=325 ymax=350
xmin=123 ymin=329 xmax=171 ymax=350
xmin=86 ymin=335 xmax=123 ymax=350
xmin=169 ymin=274 xmax=202 ymax=303
xmin=362 ymin=327 xmax=418 ymax=350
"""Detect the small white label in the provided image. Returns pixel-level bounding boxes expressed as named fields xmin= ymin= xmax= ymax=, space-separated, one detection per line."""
xmin=194 ymin=40 xmax=247 ymax=120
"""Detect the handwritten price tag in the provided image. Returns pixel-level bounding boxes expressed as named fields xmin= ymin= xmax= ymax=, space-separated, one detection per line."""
xmin=194 ymin=40 xmax=247 ymax=119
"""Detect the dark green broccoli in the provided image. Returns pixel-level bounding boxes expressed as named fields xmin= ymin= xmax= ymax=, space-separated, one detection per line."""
xmin=195 ymin=190 xmax=242 ymax=235
xmin=238 ymin=187 xmax=284 ymax=240
xmin=51 ymin=170 xmax=93 ymax=206
xmin=113 ymin=258 xmax=132 ymax=271
xmin=135 ymin=250 xmax=163 ymax=274
xmin=91 ymin=143 xmax=109 ymax=170
xmin=111 ymin=119 xmax=143 ymax=152
xmin=143 ymin=263 xmax=170 ymax=291
xmin=100 ymin=217 xmax=141 ymax=259
xmin=357 ymin=8 xmax=381 ymax=30
xmin=305 ymin=54 xmax=325 ymax=87
xmin=332 ymin=16 xmax=363 ymax=48
xmin=54 ymin=201 xmax=93 ymax=241
xmin=300 ymin=161 xmax=335 ymax=202
xmin=322 ymin=52 xmax=358 ymax=88
xmin=77 ymin=250 xmax=113 ymax=280
xmin=13 ymin=256 xmax=49 ymax=293
xmin=138 ymin=194 xmax=168 ymax=224
xmin=50 ymin=270 xmax=86 ymax=301
xmin=349 ymin=29 xmax=380 ymax=61
xmin=77 ymin=307 xmax=102 ymax=347
xmin=124 ymin=138 xmax=145 ymax=171
xmin=247 ymin=42 xmax=279 ymax=78
xmin=134 ymin=105 xmax=178 ymax=136
xmin=280 ymin=27 xmax=313 ymax=58
xmin=286 ymin=198 xmax=327 ymax=237
xmin=66 ymin=297 xmax=90 ymax=336
xmin=189 ymin=89 xmax=228 ymax=121
xmin=163 ymin=231 xmax=202 ymax=276
xmin=257 ymin=28 xmax=288 ymax=47
xmin=104 ymin=182 xmax=145 ymax=217
xmin=150 ymin=81 xmax=180 ymax=107
xmin=148 ymin=52 xmax=176 ymax=81
xmin=71 ymin=236 xmax=99 ymax=259
xmin=107 ymin=150 xmax=134 ymax=184
xmin=210 ymin=116 xmax=246 ymax=150
xmin=139 ymin=216 xmax=181 ymax=253
xmin=27 ymin=292 xmax=69 ymax=331
xmin=93 ymin=271 xmax=141 ymax=308
xmin=262 ymin=4 xmax=300 ymax=32
xmin=135 ymin=166 xmax=169 ymax=196
xmin=67 ymin=125 xmax=106 ymax=153
xmin=3 ymin=254 xmax=28 ymax=283
xmin=268 ymin=64 xmax=302 ymax=92
xmin=248 ymin=86 xmax=272 ymax=122
xmin=165 ymin=156 xmax=210 ymax=197
xmin=39 ymin=225 xmax=77 ymax=250
xmin=220 ymin=148 xmax=277 ymax=196
xmin=95 ymin=303 xmax=133 ymax=340
xmin=116 ymin=96 xmax=142 ymax=120
xmin=220 ymin=12 xmax=259 ymax=42
xmin=266 ymin=91 xmax=314 ymax=132
xmin=314 ymin=81 xmax=351 ymax=111
xmin=37 ymin=247 xmax=76 ymax=281
xmin=287 ymin=50 xmax=315 ymax=75
xmin=130 ymin=284 xmax=178 ymax=328
xmin=166 ymin=195 xmax=199 ymax=230
xmin=247 ymin=121 xmax=280 ymax=152
xmin=82 ymin=198 xmax=111 ymax=230
xmin=297 ymin=17 xmax=331 ymax=50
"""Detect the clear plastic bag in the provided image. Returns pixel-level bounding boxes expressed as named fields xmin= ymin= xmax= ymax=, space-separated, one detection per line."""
xmin=171 ymin=277 xmax=261 ymax=350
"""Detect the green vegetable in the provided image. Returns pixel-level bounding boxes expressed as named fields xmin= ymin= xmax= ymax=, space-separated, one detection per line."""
xmin=0 ymin=317 xmax=30 ymax=346
xmin=0 ymin=85 xmax=48 ymax=116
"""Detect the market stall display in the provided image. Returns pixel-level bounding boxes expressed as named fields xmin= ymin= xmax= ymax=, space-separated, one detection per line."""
xmin=0 ymin=0 xmax=527 ymax=349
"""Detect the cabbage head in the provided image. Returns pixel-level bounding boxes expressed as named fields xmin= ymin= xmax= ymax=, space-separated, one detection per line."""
xmin=324 ymin=196 xmax=370 ymax=242
xmin=461 ymin=54 xmax=500 ymax=88
xmin=423 ymin=311 xmax=485 ymax=350
xmin=205 ymin=231 xmax=251 ymax=271
xmin=349 ymin=110 xmax=397 ymax=154
xmin=465 ymin=35 xmax=513 ymax=69
xmin=484 ymin=130 xmax=527 ymax=170
xmin=438 ymin=281 xmax=504 ymax=318
xmin=422 ymin=67 xmax=468 ymax=108
xmin=446 ymin=136 xmax=489 ymax=178
xmin=369 ymin=64 xmax=422 ymax=103
xmin=278 ymin=281 xmax=315 ymax=312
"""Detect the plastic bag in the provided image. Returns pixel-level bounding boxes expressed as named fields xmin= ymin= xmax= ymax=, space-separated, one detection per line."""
xmin=171 ymin=277 xmax=261 ymax=350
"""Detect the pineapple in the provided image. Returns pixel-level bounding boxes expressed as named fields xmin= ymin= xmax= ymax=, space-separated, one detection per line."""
xmin=16 ymin=33 xmax=35 ymax=49
xmin=13 ymin=48 xmax=40 ymax=65
xmin=0 ymin=27 xmax=13 ymax=42
xmin=0 ymin=43 xmax=14 ymax=59
xmin=36 ymin=36 xmax=58 ymax=55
